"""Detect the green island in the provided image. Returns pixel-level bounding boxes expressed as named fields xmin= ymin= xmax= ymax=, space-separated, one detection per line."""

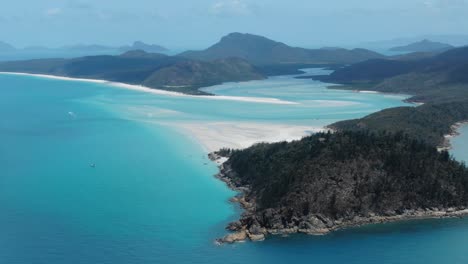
xmin=212 ymin=131 xmax=468 ymax=243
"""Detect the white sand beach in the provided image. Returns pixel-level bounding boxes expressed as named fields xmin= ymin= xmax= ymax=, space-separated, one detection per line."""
xmin=173 ymin=121 xmax=325 ymax=152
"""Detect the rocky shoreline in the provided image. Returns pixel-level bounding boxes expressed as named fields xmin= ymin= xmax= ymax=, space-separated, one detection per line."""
xmin=209 ymin=152 xmax=468 ymax=244
xmin=439 ymin=121 xmax=468 ymax=151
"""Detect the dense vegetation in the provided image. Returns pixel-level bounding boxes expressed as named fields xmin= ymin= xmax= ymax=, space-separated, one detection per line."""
xmin=0 ymin=50 xmax=264 ymax=95
xmin=223 ymin=131 xmax=468 ymax=219
xmin=143 ymin=58 xmax=264 ymax=90
xmin=331 ymin=101 xmax=468 ymax=147
xmin=180 ymin=32 xmax=384 ymax=65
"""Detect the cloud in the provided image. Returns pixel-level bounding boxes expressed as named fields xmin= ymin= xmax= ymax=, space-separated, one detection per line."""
xmin=210 ymin=0 xmax=253 ymax=16
xmin=45 ymin=8 xmax=62 ymax=16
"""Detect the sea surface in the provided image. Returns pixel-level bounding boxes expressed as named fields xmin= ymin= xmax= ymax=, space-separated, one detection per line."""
xmin=451 ymin=124 xmax=468 ymax=163
xmin=1 ymin=69 xmax=467 ymax=264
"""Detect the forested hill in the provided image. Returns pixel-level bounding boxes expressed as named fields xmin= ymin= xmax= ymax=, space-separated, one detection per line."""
xmin=0 ymin=51 xmax=264 ymax=95
xmin=179 ymin=32 xmax=384 ymax=65
xmin=331 ymin=101 xmax=468 ymax=147
xmin=314 ymin=46 xmax=468 ymax=102
xmin=142 ymin=58 xmax=264 ymax=90
xmin=216 ymin=131 xmax=468 ymax=242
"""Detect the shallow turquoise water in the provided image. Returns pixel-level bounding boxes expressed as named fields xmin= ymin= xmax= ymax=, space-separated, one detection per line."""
xmin=1 ymin=72 xmax=467 ymax=264
xmin=451 ymin=124 xmax=468 ymax=163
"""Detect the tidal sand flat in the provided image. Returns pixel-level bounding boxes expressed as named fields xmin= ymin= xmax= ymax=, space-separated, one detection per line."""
xmin=174 ymin=121 xmax=324 ymax=152
xmin=2 ymin=72 xmax=468 ymax=264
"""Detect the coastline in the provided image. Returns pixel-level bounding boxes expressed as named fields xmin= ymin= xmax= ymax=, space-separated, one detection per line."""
xmin=210 ymin=156 xmax=468 ymax=243
xmin=439 ymin=121 xmax=468 ymax=151
xmin=0 ymin=72 xmax=298 ymax=105
xmin=326 ymin=84 xmax=420 ymax=104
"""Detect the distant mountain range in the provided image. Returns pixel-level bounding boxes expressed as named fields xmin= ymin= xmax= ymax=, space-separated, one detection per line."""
xmin=389 ymin=39 xmax=454 ymax=53
xmin=179 ymin=33 xmax=384 ymax=65
xmin=357 ymin=34 xmax=468 ymax=52
xmin=119 ymin=41 xmax=168 ymax=53
xmin=7 ymin=32 xmax=465 ymax=98
xmin=0 ymin=41 xmax=169 ymax=61
xmin=0 ymin=32 xmax=393 ymax=94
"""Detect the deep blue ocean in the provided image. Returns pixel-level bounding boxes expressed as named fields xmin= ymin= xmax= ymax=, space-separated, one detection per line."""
xmin=1 ymin=70 xmax=467 ymax=264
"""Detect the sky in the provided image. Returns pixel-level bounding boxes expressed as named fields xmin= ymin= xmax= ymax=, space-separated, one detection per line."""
xmin=1 ymin=0 xmax=468 ymax=49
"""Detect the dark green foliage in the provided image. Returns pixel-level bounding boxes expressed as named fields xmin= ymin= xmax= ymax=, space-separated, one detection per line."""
xmin=226 ymin=131 xmax=468 ymax=219
xmin=143 ymin=57 xmax=264 ymax=89
xmin=215 ymin=148 xmax=234 ymax=157
xmin=314 ymin=59 xmax=423 ymax=83
xmin=331 ymin=101 xmax=468 ymax=146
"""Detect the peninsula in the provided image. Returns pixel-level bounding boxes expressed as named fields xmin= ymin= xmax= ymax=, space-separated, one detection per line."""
xmin=213 ymin=131 xmax=468 ymax=243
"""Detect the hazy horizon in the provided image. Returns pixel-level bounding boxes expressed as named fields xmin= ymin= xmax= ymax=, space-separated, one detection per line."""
xmin=2 ymin=0 xmax=468 ymax=49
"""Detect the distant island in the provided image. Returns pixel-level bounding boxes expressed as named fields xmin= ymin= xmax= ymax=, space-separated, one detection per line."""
xmin=0 ymin=41 xmax=169 ymax=61
xmin=119 ymin=41 xmax=168 ymax=54
xmin=180 ymin=33 xmax=384 ymax=67
xmin=389 ymin=39 xmax=454 ymax=53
